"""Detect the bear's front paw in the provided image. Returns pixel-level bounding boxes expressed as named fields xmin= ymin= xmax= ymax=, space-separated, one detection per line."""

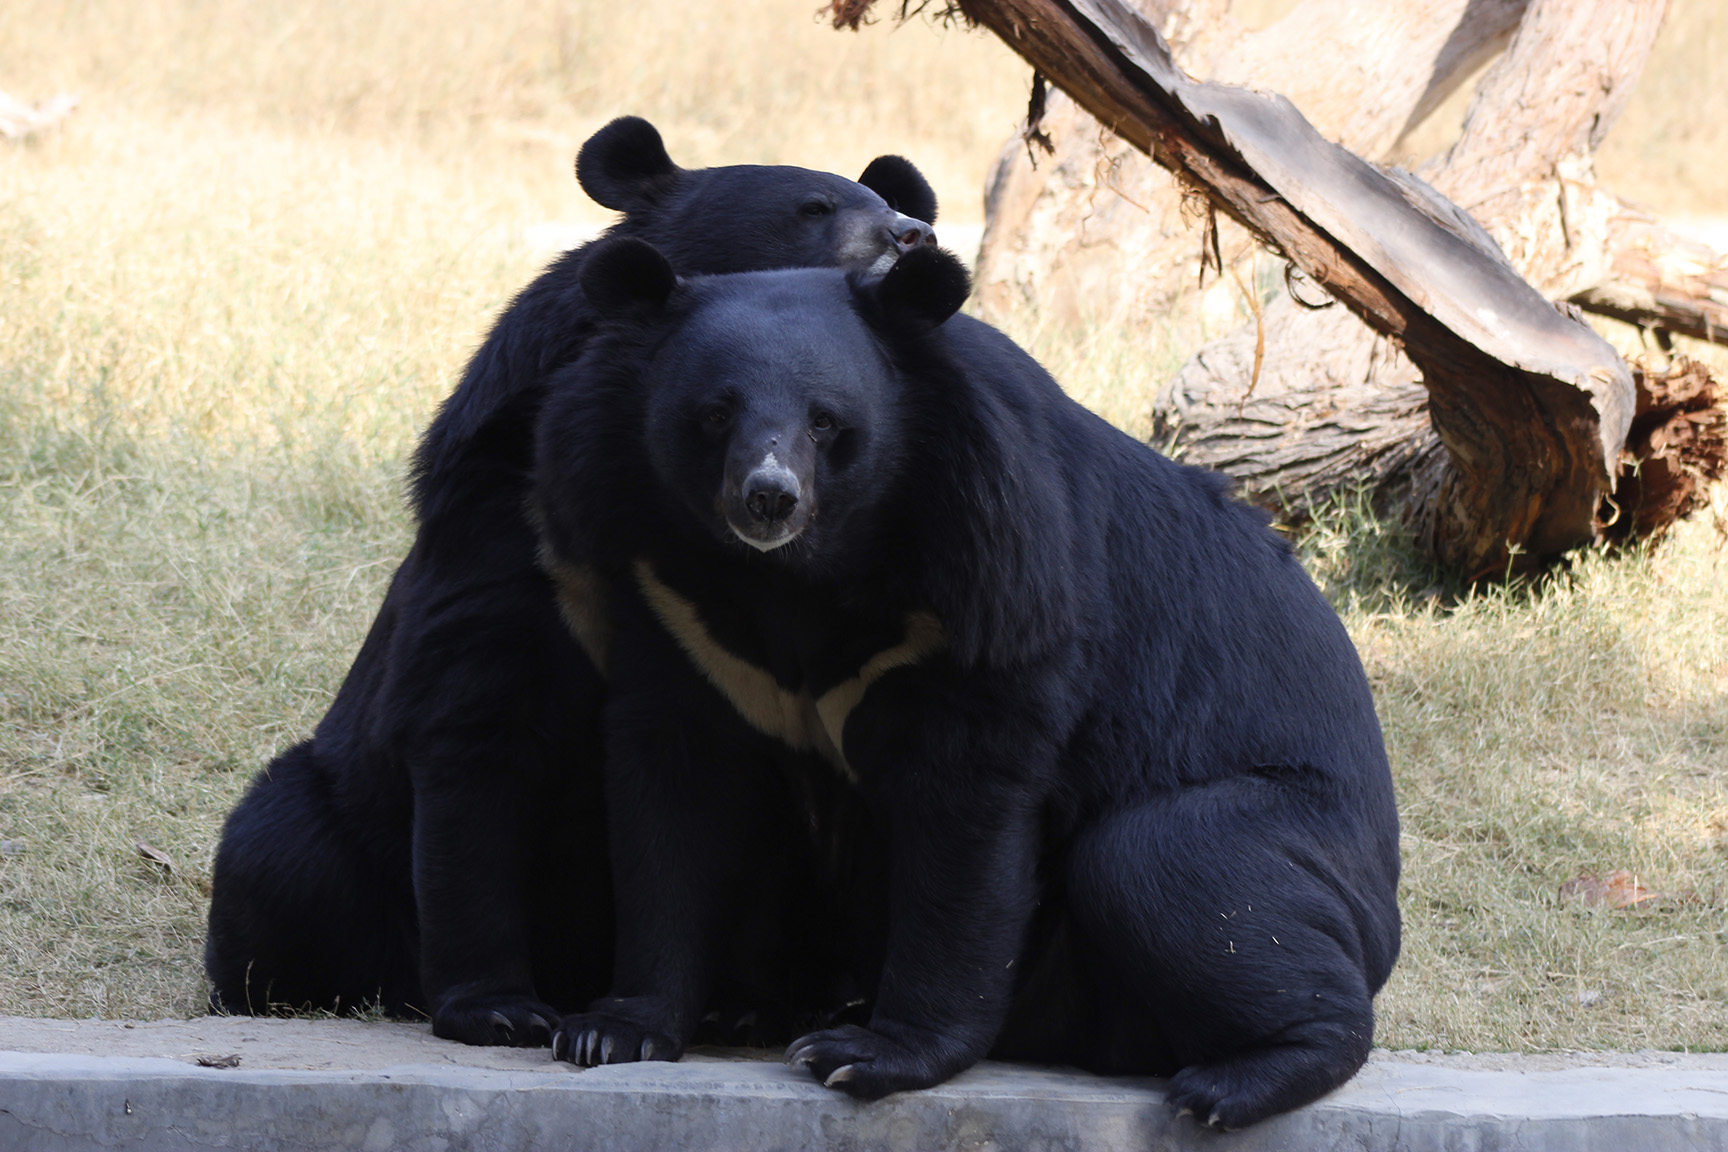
xmin=552 ymin=1000 xmax=683 ymax=1066
xmin=784 ymin=1023 xmax=954 ymax=1100
xmin=432 ymin=993 xmax=558 ymax=1048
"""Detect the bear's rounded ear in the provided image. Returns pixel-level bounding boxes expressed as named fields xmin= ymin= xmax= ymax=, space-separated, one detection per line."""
xmin=576 ymin=117 xmax=682 ymax=212
xmin=874 ymin=246 xmax=970 ymax=329
xmin=858 ymin=155 xmax=938 ymax=224
xmin=580 ymin=238 xmax=678 ymax=318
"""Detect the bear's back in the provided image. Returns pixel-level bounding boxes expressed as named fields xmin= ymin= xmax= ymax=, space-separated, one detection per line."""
xmin=932 ymin=313 xmax=1385 ymax=794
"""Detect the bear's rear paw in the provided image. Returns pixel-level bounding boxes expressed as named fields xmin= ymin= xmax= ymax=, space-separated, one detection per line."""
xmin=784 ymin=1022 xmax=961 ymax=1101
xmin=1165 ymin=1064 xmax=1263 ymax=1131
xmin=695 ymin=1001 xmax=794 ymax=1048
xmin=432 ymin=993 xmax=559 ymax=1048
xmin=553 ymin=999 xmax=683 ymax=1066
xmin=1165 ymin=1031 xmax=1369 ymax=1130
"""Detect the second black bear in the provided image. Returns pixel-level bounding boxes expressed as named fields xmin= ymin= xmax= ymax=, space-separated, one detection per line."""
xmin=532 ymin=239 xmax=1402 ymax=1130
xmin=203 ymin=118 xmax=940 ymax=1048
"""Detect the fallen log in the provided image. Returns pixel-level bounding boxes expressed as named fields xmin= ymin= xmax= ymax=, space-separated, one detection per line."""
xmin=842 ymin=0 xmax=1728 ymax=576
xmin=836 ymin=0 xmax=1639 ymax=577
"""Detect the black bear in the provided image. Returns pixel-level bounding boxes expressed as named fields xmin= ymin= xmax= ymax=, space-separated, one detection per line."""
xmin=203 ymin=117 xmax=940 ymax=1049
xmin=531 ymin=239 xmax=1402 ymax=1129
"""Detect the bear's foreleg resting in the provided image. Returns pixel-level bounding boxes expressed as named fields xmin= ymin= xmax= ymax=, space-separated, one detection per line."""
xmin=551 ymin=678 xmax=794 ymax=1067
xmin=784 ymin=668 xmax=1052 ymax=1100
xmin=409 ymin=744 xmax=563 ymax=1047
xmin=782 ymin=803 xmax=1041 ymax=1098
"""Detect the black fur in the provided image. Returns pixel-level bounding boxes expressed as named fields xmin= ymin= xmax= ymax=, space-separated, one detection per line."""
xmin=203 ymin=119 xmax=939 ymax=1047
xmin=533 ymin=242 xmax=1401 ymax=1129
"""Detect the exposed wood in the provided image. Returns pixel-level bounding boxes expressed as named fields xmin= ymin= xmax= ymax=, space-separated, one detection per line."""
xmin=1431 ymin=0 xmax=1666 ymax=213
xmin=841 ymin=0 xmax=1637 ymax=576
xmin=1208 ymin=0 xmax=1530 ymax=160
xmin=1151 ymin=298 xmax=1441 ymax=512
xmin=1609 ymin=357 xmax=1727 ymax=542
xmin=1156 ymin=293 xmax=1728 ymax=548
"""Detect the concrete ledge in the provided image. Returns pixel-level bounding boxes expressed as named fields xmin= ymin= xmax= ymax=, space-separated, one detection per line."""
xmin=3 ymin=1018 xmax=1728 ymax=1150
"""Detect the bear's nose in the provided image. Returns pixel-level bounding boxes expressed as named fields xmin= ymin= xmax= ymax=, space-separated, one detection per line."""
xmin=745 ymin=480 xmax=799 ymax=525
xmin=891 ymin=215 xmax=937 ymax=253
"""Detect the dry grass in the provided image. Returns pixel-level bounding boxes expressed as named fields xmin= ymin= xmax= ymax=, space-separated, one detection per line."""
xmin=0 ymin=0 xmax=1030 ymax=228
xmin=1 ymin=0 xmax=1725 ymax=1051
xmin=1298 ymin=495 xmax=1728 ymax=1051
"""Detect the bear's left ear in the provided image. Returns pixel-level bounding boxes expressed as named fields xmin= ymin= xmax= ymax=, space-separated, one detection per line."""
xmin=858 ymin=155 xmax=938 ymax=224
xmin=580 ymin=237 xmax=678 ymax=318
xmin=577 ymin=116 xmax=683 ymax=212
xmin=873 ymin=246 xmax=970 ymax=329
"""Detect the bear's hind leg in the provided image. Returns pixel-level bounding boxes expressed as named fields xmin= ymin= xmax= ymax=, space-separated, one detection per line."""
xmin=1066 ymin=777 xmax=1398 ymax=1129
xmin=205 ymin=741 xmax=420 ymax=1017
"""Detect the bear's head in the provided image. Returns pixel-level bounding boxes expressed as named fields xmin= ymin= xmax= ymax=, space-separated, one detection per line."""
xmin=576 ymin=116 xmax=939 ymax=277
xmin=544 ymin=238 xmax=1078 ymax=667
xmin=557 ymin=238 xmax=967 ymax=567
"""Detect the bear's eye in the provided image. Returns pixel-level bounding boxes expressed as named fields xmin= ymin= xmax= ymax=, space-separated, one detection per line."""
xmin=702 ymin=404 xmax=733 ymax=431
xmin=810 ymin=411 xmax=835 ymax=432
xmin=798 ymin=200 xmax=834 ymax=219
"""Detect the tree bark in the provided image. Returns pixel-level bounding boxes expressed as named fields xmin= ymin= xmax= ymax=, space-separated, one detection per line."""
xmin=973 ymin=0 xmax=1728 ymax=351
xmin=1151 ymin=301 xmax=1439 ymax=513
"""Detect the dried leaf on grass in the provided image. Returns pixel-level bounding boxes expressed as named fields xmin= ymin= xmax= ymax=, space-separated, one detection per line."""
xmin=133 ymin=839 xmax=176 ymax=874
xmin=1558 ymin=869 xmax=1665 ymax=909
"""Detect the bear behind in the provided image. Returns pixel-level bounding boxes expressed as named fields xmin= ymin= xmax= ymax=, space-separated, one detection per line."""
xmin=203 ymin=120 xmax=940 ymax=1047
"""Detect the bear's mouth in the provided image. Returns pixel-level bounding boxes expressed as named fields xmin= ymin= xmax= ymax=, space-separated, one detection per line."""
xmin=720 ymin=491 xmax=815 ymax=553
xmin=727 ymin=520 xmax=804 ymax=552
xmin=866 ymin=250 xmax=900 ymax=276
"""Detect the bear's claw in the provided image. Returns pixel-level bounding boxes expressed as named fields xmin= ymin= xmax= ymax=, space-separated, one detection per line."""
xmin=431 ymin=994 xmax=561 ymax=1049
xmin=553 ymin=1007 xmax=681 ymax=1068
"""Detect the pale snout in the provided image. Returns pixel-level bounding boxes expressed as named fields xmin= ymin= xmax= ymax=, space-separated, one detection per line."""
xmin=722 ymin=442 xmax=816 ymax=552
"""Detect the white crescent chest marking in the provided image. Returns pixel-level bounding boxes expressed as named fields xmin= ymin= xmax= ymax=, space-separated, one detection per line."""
xmin=633 ymin=559 xmax=945 ymax=781
xmin=544 ymin=553 xmax=612 ymax=675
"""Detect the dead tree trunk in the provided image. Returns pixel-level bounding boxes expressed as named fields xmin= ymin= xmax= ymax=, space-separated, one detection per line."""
xmin=834 ymin=0 xmax=1726 ymax=575
xmin=1154 ymin=0 xmax=1723 ymax=554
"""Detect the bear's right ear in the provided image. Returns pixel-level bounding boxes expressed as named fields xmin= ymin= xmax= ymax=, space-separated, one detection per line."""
xmin=858 ymin=155 xmax=937 ymax=224
xmin=580 ymin=238 xmax=678 ymax=318
xmin=576 ymin=117 xmax=682 ymax=212
xmin=872 ymin=246 xmax=970 ymax=329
